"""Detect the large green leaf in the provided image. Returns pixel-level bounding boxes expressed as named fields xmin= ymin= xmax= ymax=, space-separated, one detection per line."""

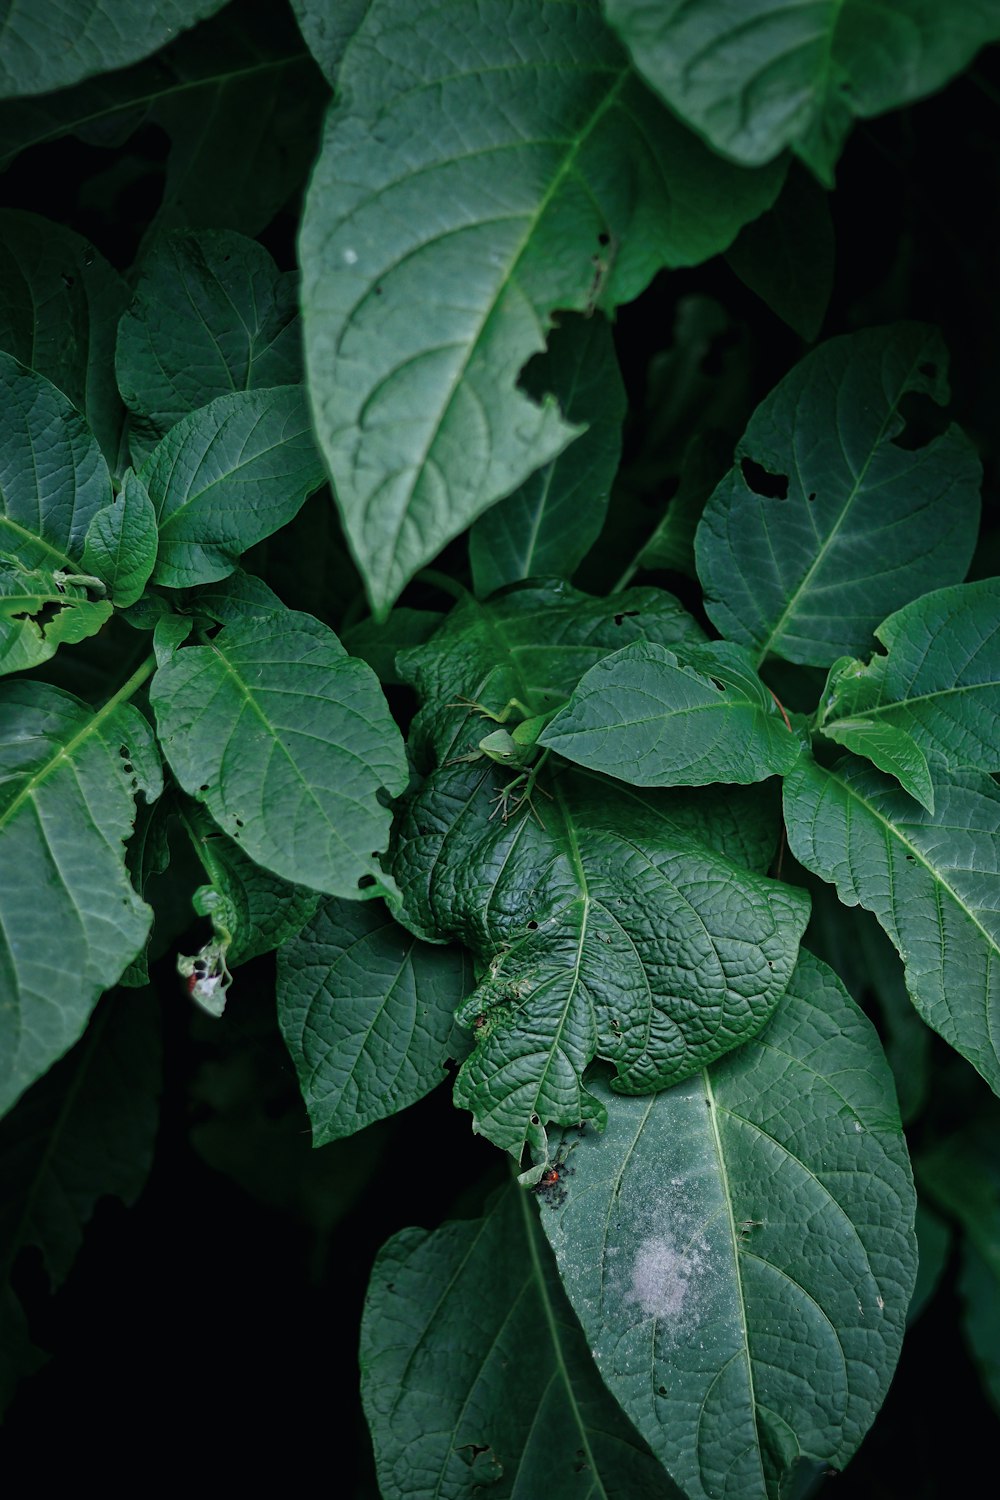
xmin=361 ymin=1182 xmax=677 ymax=1500
xmin=695 ymin=324 xmax=981 ymax=667
xmin=468 ymin=316 xmax=626 ymax=596
xmin=300 ymin=0 xmax=783 ymax=615
xmin=601 ymin=0 xmax=1000 ymax=180
xmin=81 ymin=469 xmax=159 ymax=608
xmin=784 ymin=751 xmax=1000 ymax=1095
xmin=116 ymin=229 xmax=303 ymax=461
xmin=541 ymin=638 xmax=801 ymax=786
xmin=0 ymin=0 xmax=226 ymax=100
xmin=0 ymin=353 xmax=112 ymax=573
xmin=0 ymin=210 xmax=127 ymax=465
xmin=277 ymin=898 xmax=471 ymax=1143
xmin=394 ymin=757 xmax=807 ymax=1159
xmin=0 ymin=679 xmax=159 ymax=1118
xmin=541 ymin=950 xmax=916 ymax=1500
xmin=0 ymin=560 xmax=112 ymax=678
xmin=818 ymin=579 xmax=1000 ymax=792
xmin=0 ymin=992 xmax=160 ymax=1338
xmin=149 ymin=600 xmax=407 ymax=898
xmin=141 ymin=387 xmax=327 ymax=589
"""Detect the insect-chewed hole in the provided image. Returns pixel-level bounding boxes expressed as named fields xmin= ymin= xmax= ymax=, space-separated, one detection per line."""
xmin=597 ymin=231 xmax=611 ymax=246
xmin=530 ymin=1113 xmax=540 ymax=1125
xmin=741 ymin=457 xmax=788 ymax=499
xmin=891 ymin=389 xmax=949 ymax=451
xmin=709 ymin=678 xmax=726 ymax=692
xmin=526 ymin=920 xmax=539 ymax=930
xmin=613 ymin=610 xmax=639 ymax=626
xmin=358 ymin=873 xmax=377 ymax=889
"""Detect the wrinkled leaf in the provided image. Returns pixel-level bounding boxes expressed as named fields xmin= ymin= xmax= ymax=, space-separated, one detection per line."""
xmin=695 ymin=324 xmax=981 ymax=667
xmin=81 ymin=469 xmax=159 ymax=607
xmin=150 ymin=600 xmax=407 ymax=897
xmin=602 ymin=0 xmax=1000 ymax=180
xmin=300 ymin=0 xmax=783 ymax=613
xmin=141 ymin=387 xmax=326 ymax=589
xmin=0 ymin=560 xmax=112 ymax=677
xmin=0 ymin=210 xmax=127 ymax=464
xmin=541 ymin=638 xmax=801 ymax=786
xmin=361 ymin=1182 xmax=677 ymax=1500
xmin=541 ymin=950 xmax=916 ymax=1500
xmin=818 ymin=580 xmax=1000 ymax=793
xmin=0 ymin=680 xmax=159 ymax=1117
xmin=116 ymin=229 xmax=302 ymax=459
xmin=785 ymin=752 xmax=1000 ymax=1095
xmin=0 ymin=0 xmax=226 ymax=100
xmin=469 ymin=316 xmax=626 ymax=595
xmin=277 ymin=898 xmax=471 ymax=1143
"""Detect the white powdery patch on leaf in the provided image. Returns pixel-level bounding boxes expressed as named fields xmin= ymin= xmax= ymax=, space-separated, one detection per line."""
xmin=626 ymin=1233 xmax=707 ymax=1323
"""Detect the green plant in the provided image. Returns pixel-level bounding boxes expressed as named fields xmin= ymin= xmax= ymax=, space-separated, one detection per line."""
xmin=2 ymin=2 xmax=1000 ymax=1494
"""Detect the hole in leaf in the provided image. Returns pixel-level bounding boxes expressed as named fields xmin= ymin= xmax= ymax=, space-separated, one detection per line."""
xmin=61 ymin=271 xmax=75 ymax=288
xmin=358 ymin=873 xmax=376 ymax=889
xmin=807 ymin=491 xmax=817 ymax=502
xmin=597 ymin=231 xmax=610 ymax=246
xmin=13 ymin=599 xmax=66 ymax=634
xmin=741 ymin=457 xmax=788 ymax=499
xmin=199 ymin=784 xmax=210 ymax=792
xmin=613 ymin=610 xmax=639 ymax=626
xmin=530 ymin=1113 xmax=540 ymax=1125
xmin=657 ymin=1385 xmax=668 ymax=1398
xmin=890 ymin=390 xmax=949 ymax=451
xmin=234 ymin=817 xmax=244 ymax=828
xmin=709 ymin=678 xmax=726 ymax=692
xmin=527 ymin=920 xmax=538 ymax=930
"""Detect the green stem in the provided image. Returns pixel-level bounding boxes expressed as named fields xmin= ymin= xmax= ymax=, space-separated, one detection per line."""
xmin=105 ymin=652 xmax=157 ymax=714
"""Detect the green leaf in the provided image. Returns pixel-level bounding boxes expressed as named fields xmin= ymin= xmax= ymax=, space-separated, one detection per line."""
xmin=816 ymin=711 xmax=934 ymax=812
xmin=601 ymin=0 xmax=1000 ymax=180
xmin=0 ymin=679 xmax=159 ymax=1118
xmin=0 ymin=210 xmax=128 ymax=465
xmin=149 ymin=600 xmax=407 ymax=898
xmin=541 ymin=638 xmax=801 ymax=787
xmin=141 ymin=387 xmax=327 ymax=589
xmin=0 ymin=0 xmax=227 ymax=100
xmin=0 ymin=992 xmax=160 ymax=1293
xmin=818 ymin=579 xmax=1000 ymax=789
xmin=361 ymin=1182 xmax=677 ymax=1500
xmin=920 ymin=1119 xmax=1000 ymax=1281
xmin=300 ymin=0 xmax=783 ymax=614
xmin=0 ymin=353 xmax=112 ymax=573
xmin=725 ymin=164 xmax=834 ymax=342
xmin=784 ymin=752 xmax=1000 ymax=1096
xmin=289 ymin=0 xmax=369 ymax=84
xmin=116 ymin=229 xmax=302 ymax=461
xmin=182 ymin=805 xmax=319 ymax=967
xmin=469 ymin=316 xmax=626 ymax=596
xmin=277 ymin=898 xmax=471 ymax=1143
xmin=540 ymin=950 xmax=917 ymax=1500
xmin=0 ymin=560 xmax=112 ymax=678
xmin=909 ymin=1203 xmax=950 ymax=1325
xmin=341 ymin=607 xmax=445 ymax=686
xmin=695 ymin=324 xmax=981 ymax=667
xmin=394 ymin=761 xmax=808 ymax=1157
xmin=960 ymin=1243 xmax=1000 ymax=1415
xmin=81 ymin=469 xmax=159 ymax=607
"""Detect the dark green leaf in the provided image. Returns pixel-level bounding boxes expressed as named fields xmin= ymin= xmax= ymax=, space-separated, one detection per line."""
xmin=149 ymin=601 xmax=407 ymax=897
xmin=141 ymin=387 xmax=326 ymax=589
xmin=541 ymin=638 xmax=801 ymax=786
xmin=909 ymin=1203 xmax=950 ymax=1325
xmin=725 ymin=164 xmax=834 ymax=342
xmin=0 ymin=210 xmax=127 ymax=465
xmin=0 ymin=680 xmax=159 ymax=1117
xmin=818 ymin=579 xmax=1000 ymax=791
xmin=277 ymin=898 xmax=471 ymax=1143
xmin=0 ymin=560 xmax=112 ymax=677
xmin=393 ymin=761 xmax=807 ymax=1157
xmin=0 ymin=0 xmax=226 ymax=100
xmin=341 ymin=607 xmax=445 ymax=686
xmin=81 ymin=469 xmax=159 ymax=607
xmin=469 ymin=316 xmax=626 ymax=595
xmin=601 ymin=0 xmax=1000 ymax=180
xmin=116 ymin=229 xmax=302 ymax=459
xmin=814 ymin=712 xmax=934 ymax=813
xmin=960 ymin=1243 xmax=1000 ymax=1414
xmin=541 ymin=950 xmax=916 ymax=1500
xmin=695 ymin=324 xmax=981 ymax=667
xmin=785 ymin=752 xmax=1000 ymax=1096
xmin=300 ymin=0 xmax=783 ymax=614
xmin=289 ymin=0 xmax=370 ymax=84
xmin=361 ymin=1183 xmax=677 ymax=1500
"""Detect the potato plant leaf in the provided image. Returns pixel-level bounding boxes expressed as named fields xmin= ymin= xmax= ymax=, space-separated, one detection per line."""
xmin=0 ymin=680 xmax=160 ymax=1118
xmin=469 ymin=315 xmax=626 ymax=596
xmin=601 ymin=0 xmax=1000 ymax=181
xmin=300 ymin=0 xmax=783 ymax=614
xmin=818 ymin=579 xmax=1000 ymax=793
xmin=277 ymin=898 xmax=472 ymax=1143
xmin=695 ymin=324 xmax=981 ymax=667
xmin=141 ymin=386 xmax=327 ymax=588
xmin=81 ymin=468 xmax=159 ymax=607
xmin=0 ymin=560 xmax=112 ymax=677
xmin=784 ymin=751 xmax=1000 ymax=1095
xmin=361 ymin=1182 xmax=678 ymax=1500
xmin=149 ymin=601 xmax=407 ymax=897
xmin=393 ymin=760 xmax=808 ymax=1159
xmin=541 ymin=638 xmax=801 ymax=786
xmin=540 ymin=950 xmax=917 ymax=1500
xmin=116 ymin=229 xmax=302 ymax=460
xmin=0 ymin=210 xmax=127 ymax=464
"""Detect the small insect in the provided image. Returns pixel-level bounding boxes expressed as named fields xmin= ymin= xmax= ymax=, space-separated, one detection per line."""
xmin=177 ymin=938 xmax=232 ymax=1018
